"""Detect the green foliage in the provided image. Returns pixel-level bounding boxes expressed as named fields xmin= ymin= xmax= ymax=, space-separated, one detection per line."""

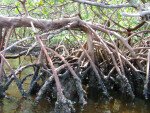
xmin=0 ymin=0 xmax=148 ymax=45
xmin=49 ymin=0 xmax=54 ymax=5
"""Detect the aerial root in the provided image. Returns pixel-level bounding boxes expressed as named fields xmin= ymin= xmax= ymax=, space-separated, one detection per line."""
xmin=0 ymin=28 xmax=149 ymax=112
xmin=118 ymin=75 xmax=135 ymax=99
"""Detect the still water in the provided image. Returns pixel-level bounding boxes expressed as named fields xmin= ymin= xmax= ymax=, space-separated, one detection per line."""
xmin=0 ymin=92 xmax=150 ymax=113
xmin=0 ymin=56 xmax=150 ymax=113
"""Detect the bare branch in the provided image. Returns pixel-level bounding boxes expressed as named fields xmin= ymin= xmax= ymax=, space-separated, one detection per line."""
xmin=0 ymin=15 xmax=79 ymax=30
xmin=72 ymin=0 xmax=137 ymax=8
xmin=31 ymin=21 xmax=63 ymax=95
xmin=18 ymin=0 xmax=28 ymax=16
xmin=143 ymin=49 xmax=150 ymax=99
xmin=121 ymin=11 xmax=150 ymax=17
xmin=0 ymin=26 xmax=13 ymax=77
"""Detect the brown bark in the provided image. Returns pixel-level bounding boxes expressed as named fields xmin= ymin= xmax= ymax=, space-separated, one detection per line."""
xmin=0 ymin=15 xmax=80 ymax=30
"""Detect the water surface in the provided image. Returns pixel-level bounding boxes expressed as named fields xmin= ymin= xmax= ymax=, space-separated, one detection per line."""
xmin=1 ymin=56 xmax=150 ymax=113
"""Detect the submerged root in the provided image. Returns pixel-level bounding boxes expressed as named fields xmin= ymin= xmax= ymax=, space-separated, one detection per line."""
xmin=0 ymin=26 xmax=149 ymax=112
xmin=0 ymin=80 xmax=5 ymax=98
xmin=0 ymin=46 xmax=147 ymax=112
xmin=117 ymin=75 xmax=135 ymax=99
xmin=75 ymin=79 xmax=87 ymax=105
xmin=55 ymin=93 xmax=75 ymax=113
xmin=35 ymin=75 xmax=53 ymax=103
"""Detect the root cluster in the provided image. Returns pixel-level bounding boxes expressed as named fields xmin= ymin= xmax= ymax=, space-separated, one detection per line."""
xmin=0 ymin=25 xmax=149 ymax=112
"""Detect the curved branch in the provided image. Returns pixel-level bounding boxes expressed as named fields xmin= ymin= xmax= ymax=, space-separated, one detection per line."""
xmin=72 ymin=0 xmax=137 ymax=8
xmin=127 ymin=21 xmax=145 ymax=31
xmin=127 ymin=30 xmax=150 ymax=41
xmin=0 ymin=15 xmax=79 ymax=30
xmin=18 ymin=0 xmax=28 ymax=16
xmin=121 ymin=11 xmax=150 ymax=17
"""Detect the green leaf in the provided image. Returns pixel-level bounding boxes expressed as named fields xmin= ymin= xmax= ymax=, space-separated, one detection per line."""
xmin=18 ymin=7 xmax=22 ymax=11
xmin=43 ymin=8 xmax=46 ymax=15
xmin=42 ymin=0 xmax=46 ymax=3
xmin=60 ymin=0 xmax=64 ymax=3
xmin=49 ymin=0 xmax=54 ymax=5
xmin=15 ymin=8 xmax=18 ymax=13
xmin=14 ymin=7 xmax=22 ymax=14
xmin=15 ymin=2 xmax=20 ymax=6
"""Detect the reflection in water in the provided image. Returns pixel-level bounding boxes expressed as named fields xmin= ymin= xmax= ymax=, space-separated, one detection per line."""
xmin=0 ymin=100 xmax=3 ymax=113
xmin=79 ymin=94 xmax=150 ymax=113
xmin=0 ymin=98 xmax=54 ymax=113
xmin=0 ymin=94 xmax=150 ymax=113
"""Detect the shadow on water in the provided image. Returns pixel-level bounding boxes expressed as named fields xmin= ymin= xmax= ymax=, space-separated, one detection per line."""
xmin=1 ymin=56 xmax=150 ymax=113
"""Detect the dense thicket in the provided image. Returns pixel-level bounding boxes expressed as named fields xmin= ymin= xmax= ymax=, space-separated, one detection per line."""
xmin=0 ymin=0 xmax=150 ymax=112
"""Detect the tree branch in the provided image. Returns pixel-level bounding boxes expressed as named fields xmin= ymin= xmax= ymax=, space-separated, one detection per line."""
xmin=72 ymin=0 xmax=137 ymax=8
xmin=121 ymin=11 xmax=150 ymax=17
xmin=0 ymin=15 xmax=79 ymax=30
xmin=18 ymin=0 xmax=28 ymax=16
